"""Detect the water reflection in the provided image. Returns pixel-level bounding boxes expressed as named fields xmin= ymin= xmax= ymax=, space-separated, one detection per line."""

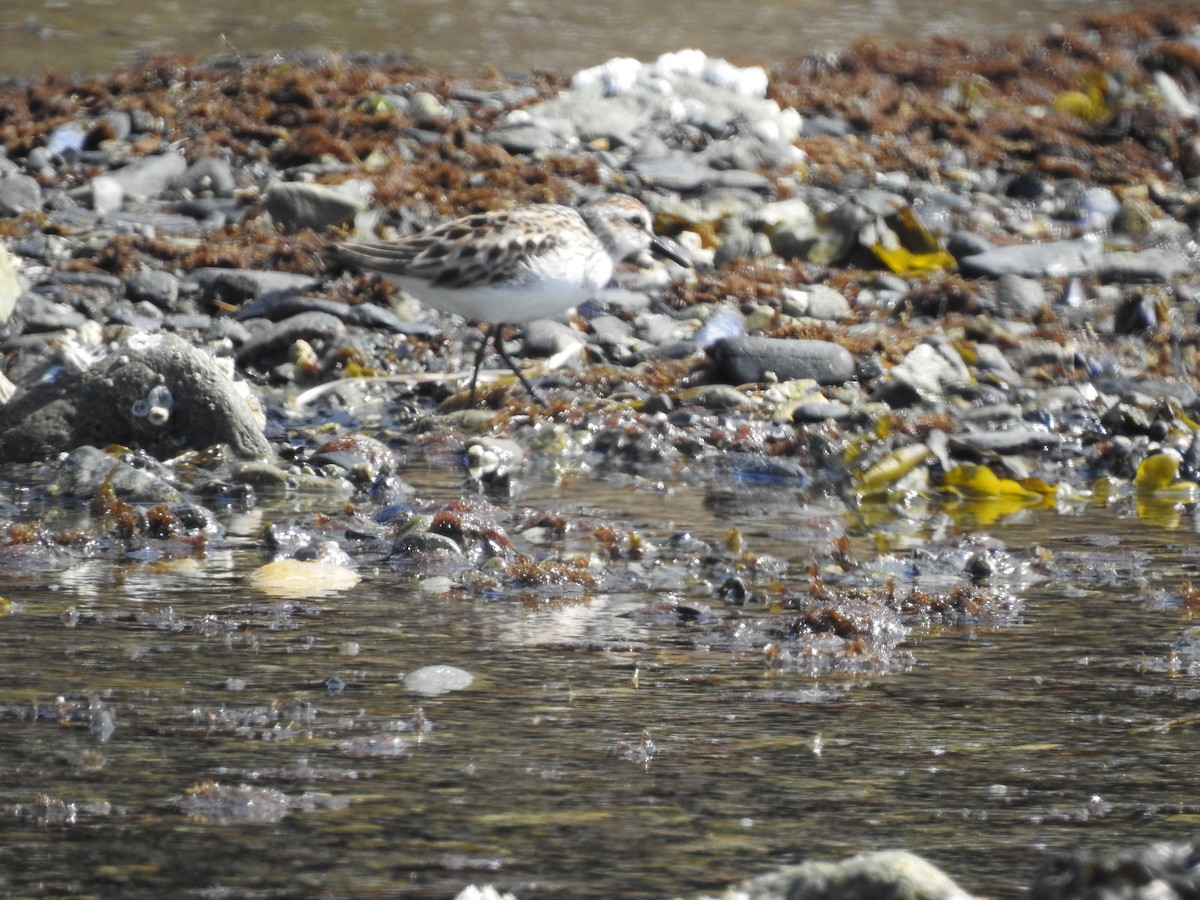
xmin=0 ymin=0 xmax=1146 ymax=78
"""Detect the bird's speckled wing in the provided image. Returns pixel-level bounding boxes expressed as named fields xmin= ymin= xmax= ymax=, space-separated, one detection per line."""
xmin=337 ymin=207 xmax=581 ymax=290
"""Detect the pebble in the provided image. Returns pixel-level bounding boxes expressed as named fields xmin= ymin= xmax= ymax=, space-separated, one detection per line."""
xmin=91 ymin=151 xmax=188 ymax=205
xmin=710 ymin=335 xmax=855 ymax=386
xmin=959 ymin=237 xmax=1105 ymax=279
xmin=187 ymin=268 xmax=320 ymax=303
xmin=263 ymin=179 xmax=370 ymax=232
xmin=0 ymin=173 xmax=43 ymax=215
xmin=1100 ymin=248 xmax=1191 ymax=284
xmin=235 ymin=311 xmax=347 ymax=368
xmin=993 ymin=273 xmax=1047 ymax=318
xmin=55 ymin=445 xmax=183 ymax=503
xmin=126 ymin=269 xmax=181 ymax=308
xmin=780 ymin=284 xmax=851 ymax=321
xmin=174 ymin=157 xmax=238 ymax=198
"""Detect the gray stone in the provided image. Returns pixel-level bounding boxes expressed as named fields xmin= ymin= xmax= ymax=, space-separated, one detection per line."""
xmin=126 ymin=269 xmax=180 ymax=308
xmin=87 ymin=175 xmax=124 ymax=213
xmin=0 ymin=332 xmax=271 ymax=463
xmin=713 ymin=218 xmax=756 ymax=267
xmin=883 ymin=338 xmax=971 ymax=397
xmin=629 ymin=153 xmax=717 ymax=192
xmin=235 ymin=311 xmax=347 ymax=367
xmin=174 ymin=157 xmax=237 ymax=198
xmin=12 ymin=290 xmax=88 ymax=332
xmin=100 ymin=151 xmax=188 ymax=204
xmin=959 ymin=238 xmax=1104 ymax=278
xmin=0 ymin=173 xmax=43 ymax=216
xmin=1100 ymin=247 xmax=1191 ymax=284
xmin=522 ymin=319 xmax=586 ymax=357
xmin=187 ymin=268 xmax=320 ymax=304
xmin=949 ymin=429 xmax=1063 ymax=455
xmin=994 ymin=273 xmax=1047 ymax=317
xmin=945 ymin=230 xmax=995 ymax=260
xmin=489 ymin=122 xmax=569 ymax=154
xmin=636 ymin=312 xmax=690 ymax=345
xmin=781 ymin=284 xmax=851 ymax=321
xmin=588 ymin=314 xmax=634 ymax=346
xmin=262 ymin=180 xmax=370 ymax=233
xmin=235 ymin=292 xmax=359 ymax=323
xmin=711 ymin=335 xmax=855 ymax=386
xmin=971 ymin=343 xmax=1022 ymax=383
xmin=54 ymin=445 xmax=183 ymax=503
xmin=694 ymin=308 xmax=746 ymax=348
xmin=96 ymin=110 xmax=132 ymax=142
xmin=403 ymin=665 xmax=474 ymax=696
xmin=792 ymin=399 xmax=853 ymax=423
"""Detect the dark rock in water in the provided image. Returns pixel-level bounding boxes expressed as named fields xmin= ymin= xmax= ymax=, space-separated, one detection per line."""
xmin=55 ymin=445 xmax=183 ymax=503
xmin=1005 ymin=170 xmax=1048 ymax=199
xmin=710 ymin=335 xmax=855 ymax=386
xmin=1030 ymin=839 xmax=1200 ymax=900
xmin=0 ymin=332 xmax=271 ymax=463
xmin=717 ymin=454 xmax=810 ymax=485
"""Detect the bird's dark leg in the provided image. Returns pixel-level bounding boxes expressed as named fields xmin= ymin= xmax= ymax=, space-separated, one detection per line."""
xmin=467 ymin=324 xmax=546 ymax=406
xmin=467 ymin=324 xmax=495 ymax=406
xmin=494 ymin=327 xmax=546 ymax=407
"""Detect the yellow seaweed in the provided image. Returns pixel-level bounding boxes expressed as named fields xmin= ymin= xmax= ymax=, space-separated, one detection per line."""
xmin=854 ymin=444 xmax=932 ymax=495
xmin=871 ymin=243 xmax=956 ymax=275
xmin=1134 ymin=452 xmax=1180 ymax=493
xmin=942 ymin=464 xmax=1041 ymax=499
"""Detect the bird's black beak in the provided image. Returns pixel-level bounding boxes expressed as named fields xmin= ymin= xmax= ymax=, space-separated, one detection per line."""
xmin=650 ymin=234 xmax=692 ymax=268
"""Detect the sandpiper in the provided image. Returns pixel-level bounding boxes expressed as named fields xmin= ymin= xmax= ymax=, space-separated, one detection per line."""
xmin=335 ymin=194 xmax=689 ymax=404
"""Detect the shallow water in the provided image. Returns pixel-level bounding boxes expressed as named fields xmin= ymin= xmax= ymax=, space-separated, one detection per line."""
xmin=1 ymin=0 xmax=1147 ymax=78
xmin=1 ymin=462 xmax=1198 ymax=898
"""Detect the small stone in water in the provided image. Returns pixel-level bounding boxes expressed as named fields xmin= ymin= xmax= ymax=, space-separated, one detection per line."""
xmin=403 ymin=664 xmax=474 ymax=696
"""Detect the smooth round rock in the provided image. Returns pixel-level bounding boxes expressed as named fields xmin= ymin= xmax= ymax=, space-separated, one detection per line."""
xmin=710 ymin=335 xmax=855 ymax=386
xmin=403 ymin=665 xmax=474 ymax=696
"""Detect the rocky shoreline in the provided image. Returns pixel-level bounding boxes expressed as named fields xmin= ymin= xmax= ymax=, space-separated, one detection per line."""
xmin=3 ymin=6 xmax=1200 ymax=898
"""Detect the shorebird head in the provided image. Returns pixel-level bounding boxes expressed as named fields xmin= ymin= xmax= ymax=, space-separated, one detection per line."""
xmin=579 ymin=195 xmax=692 ymax=268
